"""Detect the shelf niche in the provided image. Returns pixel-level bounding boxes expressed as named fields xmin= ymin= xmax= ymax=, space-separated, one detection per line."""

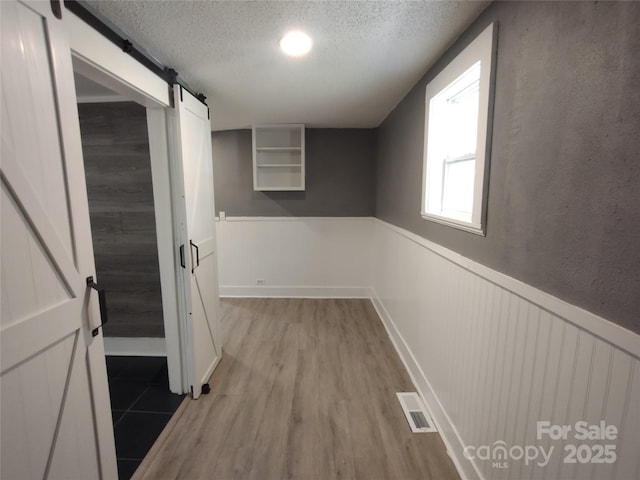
xmin=252 ymin=124 xmax=305 ymax=191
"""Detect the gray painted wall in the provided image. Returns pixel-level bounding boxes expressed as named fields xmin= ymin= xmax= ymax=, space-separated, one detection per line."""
xmin=212 ymin=129 xmax=376 ymax=217
xmin=79 ymin=102 xmax=165 ymax=338
xmin=376 ymin=1 xmax=640 ymax=333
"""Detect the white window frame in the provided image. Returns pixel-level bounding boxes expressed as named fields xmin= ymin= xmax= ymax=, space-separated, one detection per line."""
xmin=421 ymin=23 xmax=497 ymax=235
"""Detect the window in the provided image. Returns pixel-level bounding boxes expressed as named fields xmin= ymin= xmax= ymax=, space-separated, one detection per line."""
xmin=422 ymin=23 xmax=496 ymax=235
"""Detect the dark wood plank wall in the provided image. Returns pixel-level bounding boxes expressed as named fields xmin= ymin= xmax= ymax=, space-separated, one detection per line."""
xmin=78 ymin=102 xmax=164 ymax=338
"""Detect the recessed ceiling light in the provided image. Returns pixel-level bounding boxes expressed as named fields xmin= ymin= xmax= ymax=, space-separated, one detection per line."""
xmin=279 ymin=31 xmax=313 ymax=57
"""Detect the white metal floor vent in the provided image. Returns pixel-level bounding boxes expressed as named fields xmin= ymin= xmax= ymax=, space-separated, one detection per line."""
xmin=396 ymin=392 xmax=437 ymax=433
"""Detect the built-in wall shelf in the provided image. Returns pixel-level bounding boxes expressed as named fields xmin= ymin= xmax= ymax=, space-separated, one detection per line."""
xmin=252 ymin=124 xmax=305 ymax=191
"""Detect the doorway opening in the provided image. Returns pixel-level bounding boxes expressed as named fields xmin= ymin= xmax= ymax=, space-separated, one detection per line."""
xmin=73 ymin=71 xmax=184 ymax=479
xmin=66 ymin=13 xmax=225 ymax=476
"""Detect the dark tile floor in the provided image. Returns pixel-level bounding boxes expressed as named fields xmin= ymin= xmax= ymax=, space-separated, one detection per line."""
xmin=106 ymin=356 xmax=185 ymax=480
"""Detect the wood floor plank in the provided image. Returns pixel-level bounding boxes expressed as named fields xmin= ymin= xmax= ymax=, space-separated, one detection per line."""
xmin=139 ymin=395 xmax=217 ymax=479
xmin=137 ymin=298 xmax=460 ymax=480
xmin=168 ymin=393 xmax=243 ymax=479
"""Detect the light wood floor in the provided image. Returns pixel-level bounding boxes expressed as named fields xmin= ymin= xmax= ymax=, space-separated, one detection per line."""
xmin=134 ymin=298 xmax=460 ymax=480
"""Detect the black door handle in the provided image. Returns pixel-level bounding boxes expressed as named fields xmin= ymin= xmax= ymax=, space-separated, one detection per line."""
xmin=190 ymin=239 xmax=199 ymax=273
xmin=86 ymin=276 xmax=108 ymax=337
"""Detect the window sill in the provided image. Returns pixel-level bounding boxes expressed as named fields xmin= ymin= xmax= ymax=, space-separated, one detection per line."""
xmin=421 ymin=212 xmax=486 ymax=236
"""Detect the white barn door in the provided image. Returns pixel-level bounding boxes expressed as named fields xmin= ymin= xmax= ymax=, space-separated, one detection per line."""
xmin=172 ymin=85 xmax=222 ymax=399
xmin=1 ymin=1 xmax=116 ymax=478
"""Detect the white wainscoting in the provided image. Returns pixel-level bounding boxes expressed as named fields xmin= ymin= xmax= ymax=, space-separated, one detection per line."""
xmin=217 ymin=217 xmax=373 ymax=298
xmin=372 ymin=219 xmax=640 ymax=480
xmin=215 ymin=215 xmax=640 ymax=480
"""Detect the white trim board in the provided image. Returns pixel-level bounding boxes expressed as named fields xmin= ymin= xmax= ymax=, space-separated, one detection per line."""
xmin=66 ymin=9 xmax=170 ymax=108
xmin=374 ymin=218 xmax=640 ymax=359
xmin=219 ymin=216 xmax=374 ymax=222
xmin=103 ymin=337 xmax=167 ymax=357
xmin=76 ymin=94 xmax=129 ymax=103
xmin=220 ymin=286 xmax=373 ymax=298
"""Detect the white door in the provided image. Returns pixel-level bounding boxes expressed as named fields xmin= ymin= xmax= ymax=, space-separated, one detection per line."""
xmin=1 ymin=1 xmax=117 ymax=478
xmin=172 ymin=85 xmax=222 ymax=399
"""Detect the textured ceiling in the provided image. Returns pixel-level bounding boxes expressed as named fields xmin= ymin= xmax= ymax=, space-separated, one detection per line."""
xmin=82 ymin=1 xmax=489 ymax=131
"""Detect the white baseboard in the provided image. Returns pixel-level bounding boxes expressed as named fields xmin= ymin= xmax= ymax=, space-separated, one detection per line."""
xmin=370 ymin=293 xmax=480 ymax=480
xmin=103 ymin=337 xmax=167 ymax=357
xmin=219 ymin=285 xmax=373 ymax=298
